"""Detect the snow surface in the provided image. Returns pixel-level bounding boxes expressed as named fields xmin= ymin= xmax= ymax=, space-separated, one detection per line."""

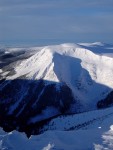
xmin=1 ymin=106 xmax=113 ymax=150
xmin=5 ymin=42 xmax=113 ymax=110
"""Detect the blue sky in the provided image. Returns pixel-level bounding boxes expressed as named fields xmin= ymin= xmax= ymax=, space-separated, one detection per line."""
xmin=0 ymin=0 xmax=113 ymax=46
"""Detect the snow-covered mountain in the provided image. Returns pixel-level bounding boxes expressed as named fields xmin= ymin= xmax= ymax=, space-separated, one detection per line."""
xmin=0 ymin=42 xmax=113 ymax=135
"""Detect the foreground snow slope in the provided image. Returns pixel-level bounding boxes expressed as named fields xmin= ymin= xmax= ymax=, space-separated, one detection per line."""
xmin=5 ymin=42 xmax=113 ymax=110
xmin=1 ymin=106 xmax=113 ymax=150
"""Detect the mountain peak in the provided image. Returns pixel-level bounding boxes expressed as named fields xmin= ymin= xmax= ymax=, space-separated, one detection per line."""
xmin=3 ymin=43 xmax=113 ymax=109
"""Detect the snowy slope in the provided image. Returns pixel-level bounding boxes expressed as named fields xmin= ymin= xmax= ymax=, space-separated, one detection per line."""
xmin=5 ymin=42 xmax=113 ymax=110
xmin=1 ymin=106 xmax=113 ymax=150
xmin=41 ymin=106 xmax=113 ymax=132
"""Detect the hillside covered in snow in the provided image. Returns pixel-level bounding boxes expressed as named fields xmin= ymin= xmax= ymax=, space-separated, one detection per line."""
xmin=1 ymin=106 xmax=113 ymax=150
